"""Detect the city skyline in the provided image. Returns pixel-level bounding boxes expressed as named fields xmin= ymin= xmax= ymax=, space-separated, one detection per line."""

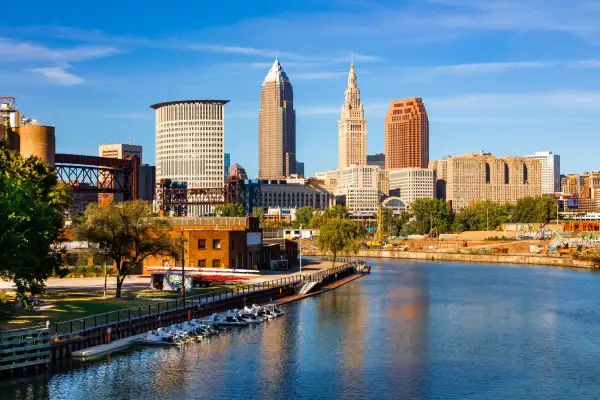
xmin=3 ymin=0 xmax=600 ymax=177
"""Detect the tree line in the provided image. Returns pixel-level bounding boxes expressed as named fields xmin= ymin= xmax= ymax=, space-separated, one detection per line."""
xmin=388 ymin=196 xmax=558 ymax=236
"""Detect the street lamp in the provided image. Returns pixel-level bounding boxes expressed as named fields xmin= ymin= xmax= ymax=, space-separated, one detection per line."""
xmin=180 ymin=231 xmax=186 ymax=301
xmin=299 ymin=225 xmax=303 ymax=275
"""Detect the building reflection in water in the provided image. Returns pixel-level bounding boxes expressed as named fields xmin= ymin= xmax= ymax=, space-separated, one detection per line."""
xmin=381 ymin=263 xmax=429 ymax=399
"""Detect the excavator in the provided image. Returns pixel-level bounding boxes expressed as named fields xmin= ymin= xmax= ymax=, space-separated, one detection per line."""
xmin=424 ymin=227 xmax=439 ymax=239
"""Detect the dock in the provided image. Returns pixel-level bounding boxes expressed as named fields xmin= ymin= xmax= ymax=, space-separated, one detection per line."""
xmin=269 ymin=272 xmax=367 ymax=306
xmin=71 ymin=333 xmax=146 ymax=360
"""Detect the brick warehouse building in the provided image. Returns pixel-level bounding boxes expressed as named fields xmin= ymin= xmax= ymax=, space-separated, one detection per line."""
xmin=143 ymin=216 xmax=297 ymax=273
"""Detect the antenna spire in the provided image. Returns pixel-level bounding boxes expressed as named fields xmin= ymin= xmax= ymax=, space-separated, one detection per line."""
xmin=351 ymin=49 xmax=354 ymax=65
xmin=275 ymin=49 xmax=279 ymax=61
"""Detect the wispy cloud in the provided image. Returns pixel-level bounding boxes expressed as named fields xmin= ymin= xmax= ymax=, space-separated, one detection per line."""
xmin=428 ymin=91 xmax=600 ymax=110
xmin=295 ymin=71 xmax=349 ymax=80
xmin=425 ymin=61 xmax=558 ymax=75
xmin=296 ymin=106 xmax=340 ymax=116
xmin=0 ymin=38 xmax=120 ymax=63
xmin=28 ymin=66 xmax=85 ymax=85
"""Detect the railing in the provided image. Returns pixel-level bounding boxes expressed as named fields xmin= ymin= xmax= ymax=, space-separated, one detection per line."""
xmin=50 ymin=262 xmax=356 ymax=337
xmin=0 ymin=327 xmax=50 ymax=372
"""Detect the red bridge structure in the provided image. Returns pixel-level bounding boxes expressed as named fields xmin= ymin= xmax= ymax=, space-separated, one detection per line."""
xmin=55 ymin=153 xmax=139 ymax=201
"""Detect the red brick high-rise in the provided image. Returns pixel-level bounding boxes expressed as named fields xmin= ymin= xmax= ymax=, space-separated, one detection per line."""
xmin=385 ymin=98 xmax=429 ymax=169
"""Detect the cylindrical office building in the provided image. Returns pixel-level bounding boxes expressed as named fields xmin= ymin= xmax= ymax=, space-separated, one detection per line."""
xmin=150 ymin=100 xmax=228 ymax=215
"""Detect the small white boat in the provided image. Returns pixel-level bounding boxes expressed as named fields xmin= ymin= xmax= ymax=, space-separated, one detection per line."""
xmin=132 ymin=330 xmax=180 ymax=347
xmin=251 ymin=304 xmax=275 ymax=319
xmin=199 ymin=313 xmax=219 ymax=324
xmin=265 ymin=304 xmax=285 ymax=317
xmin=215 ymin=313 xmax=249 ymax=327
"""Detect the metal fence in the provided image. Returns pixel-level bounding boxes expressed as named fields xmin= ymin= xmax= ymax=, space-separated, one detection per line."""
xmin=51 ymin=262 xmax=355 ymax=336
xmin=0 ymin=327 xmax=50 ymax=372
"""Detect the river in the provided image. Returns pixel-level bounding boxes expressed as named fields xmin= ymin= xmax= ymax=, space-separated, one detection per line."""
xmin=4 ymin=259 xmax=600 ymax=399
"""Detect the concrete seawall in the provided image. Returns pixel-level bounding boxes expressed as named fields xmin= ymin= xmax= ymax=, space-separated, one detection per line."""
xmin=305 ymin=250 xmax=596 ymax=269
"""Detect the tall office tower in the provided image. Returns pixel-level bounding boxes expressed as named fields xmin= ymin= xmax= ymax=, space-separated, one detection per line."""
xmin=338 ymin=63 xmax=367 ymax=170
xmin=524 ymin=151 xmax=560 ymax=194
xmin=151 ymin=100 xmax=228 ymax=215
xmin=385 ymin=98 xmax=429 ymax=169
xmin=258 ymin=59 xmax=296 ymax=179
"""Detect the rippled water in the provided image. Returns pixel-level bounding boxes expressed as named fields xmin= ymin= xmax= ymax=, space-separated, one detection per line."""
xmin=5 ymin=260 xmax=600 ymax=400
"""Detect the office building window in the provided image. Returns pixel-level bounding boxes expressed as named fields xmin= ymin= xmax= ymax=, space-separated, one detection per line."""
xmin=213 ymin=239 xmax=221 ymax=249
xmin=213 ymin=259 xmax=221 ymax=268
xmin=198 ymin=239 xmax=206 ymax=249
xmin=198 ymin=260 xmax=206 ymax=267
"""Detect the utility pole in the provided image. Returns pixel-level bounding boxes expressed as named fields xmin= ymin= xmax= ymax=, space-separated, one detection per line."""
xmin=299 ymin=225 xmax=303 ymax=275
xmin=486 ymin=204 xmax=489 ymax=240
xmin=103 ymin=261 xmax=107 ymax=298
xmin=180 ymin=231 xmax=185 ymax=301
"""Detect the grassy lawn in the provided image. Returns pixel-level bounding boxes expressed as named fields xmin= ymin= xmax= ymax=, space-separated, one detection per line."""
xmin=0 ymin=285 xmax=246 ymax=331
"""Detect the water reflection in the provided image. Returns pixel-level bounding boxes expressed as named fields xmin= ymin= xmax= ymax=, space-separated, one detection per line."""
xmin=4 ymin=260 xmax=600 ymax=399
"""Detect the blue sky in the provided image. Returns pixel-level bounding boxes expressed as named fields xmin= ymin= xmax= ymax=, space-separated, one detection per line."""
xmin=3 ymin=0 xmax=600 ymax=177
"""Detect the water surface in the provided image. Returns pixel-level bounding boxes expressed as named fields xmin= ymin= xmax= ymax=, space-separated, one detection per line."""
xmin=5 ymin=260 xmax=600 ymax=399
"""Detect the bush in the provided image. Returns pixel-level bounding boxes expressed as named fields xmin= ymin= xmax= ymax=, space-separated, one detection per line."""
xmin=62 ymin=265 xmax=117 ymax=278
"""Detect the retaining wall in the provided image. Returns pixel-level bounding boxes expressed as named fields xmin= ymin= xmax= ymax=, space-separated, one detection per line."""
xmin=306 ymin=250 xmax=596 ymax=269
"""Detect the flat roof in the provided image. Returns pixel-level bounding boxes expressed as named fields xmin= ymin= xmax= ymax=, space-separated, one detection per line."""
xmin=150 ymin=100 xmax=230 ymax=109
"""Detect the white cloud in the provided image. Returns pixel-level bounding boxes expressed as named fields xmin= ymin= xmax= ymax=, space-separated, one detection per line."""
xmin=428 ymin=91 xmax=600 ymax=110
xmin=28 ymin=66 xmax=85 ymax=85
xmin=0 ymin=38 xmax=120 ymax=63
xmin=425 ymin=61 xmax=559 ymax=75
xmin=295 ymin=71 xmax=349 ymax=80
xmin=296 ymin=106 xmax=340 ymax=115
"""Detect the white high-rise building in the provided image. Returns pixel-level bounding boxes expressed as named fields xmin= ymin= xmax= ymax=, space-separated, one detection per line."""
xmin=388 ymin=168 xmax=435 ymax=206
xmin=335 ymin=165 xmax=379 ymax=216
xmin=151 ymin=100 xmax=227 ymax=215
xmin=524 ymin=151 xmax=560 ymax=194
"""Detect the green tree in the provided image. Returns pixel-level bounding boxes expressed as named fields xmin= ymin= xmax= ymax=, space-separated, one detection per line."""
xmin=453 ymin=201 xmax=514 ymax=232
xmin=512 ymin=196 xmax=556 ymax=223
xmin=323 ymin=205 xmax=350 ymax=219
xmin=295 ymin=206 xmax=314 ymax=228
xmin=251 ymin=207 xmax=265 ymax=219
xmin=410 ymin=198 xmax=454 ymax=234
xmin=317 ymin=218 xmax=362 ymax=266
xmin=213 ymin=203 xmax=246 ymax=217
xmin=0 ymin=141 xmax=71 ymax=300
xmin=73 ymin=200 xmax=173 ymax=297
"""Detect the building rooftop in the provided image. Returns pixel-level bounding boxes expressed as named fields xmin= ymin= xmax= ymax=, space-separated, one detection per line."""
xmin=150 ymin=100 xmax=230 ymax=109
xmin=264 ymin=59 xmax=290 ymax=84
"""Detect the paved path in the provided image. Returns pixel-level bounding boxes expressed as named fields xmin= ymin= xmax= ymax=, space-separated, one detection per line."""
xmin=0 ymin=260 xmax=333 ymax=292
xmin=0 ymin=276 xmax=150 ymax=292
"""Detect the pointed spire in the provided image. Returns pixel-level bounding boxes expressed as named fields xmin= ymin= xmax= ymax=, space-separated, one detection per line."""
xmin=347 ymin=62 xmax=357 ymax=88
xmin=264 ymin=58 xmax=289 ymax=84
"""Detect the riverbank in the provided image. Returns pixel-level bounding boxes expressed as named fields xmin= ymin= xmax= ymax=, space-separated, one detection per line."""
xmin=305 ymin=249 xmax=597 ymax=269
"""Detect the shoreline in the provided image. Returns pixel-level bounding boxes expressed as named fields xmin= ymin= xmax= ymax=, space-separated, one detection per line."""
xmin=306 ymin=250 xmax=597 ymax=269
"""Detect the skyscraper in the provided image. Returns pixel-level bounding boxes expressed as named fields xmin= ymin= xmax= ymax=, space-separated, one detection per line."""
xmin=258 ymin=59 xmax=296 ymax=179
xmin=151 ymin=100 xmax=227 ymax=189
xmin=385 ymin=98 xmax=429 ymax=169
xmin=338 ymin=63 xmax=367 ymax=169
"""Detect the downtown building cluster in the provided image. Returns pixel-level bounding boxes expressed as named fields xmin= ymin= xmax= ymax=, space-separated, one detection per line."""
xmin=7 ymin=55 xmax=598 ymax=221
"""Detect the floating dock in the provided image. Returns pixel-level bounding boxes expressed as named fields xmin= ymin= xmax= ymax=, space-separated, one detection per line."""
xmin=269 ymin=272 xmax=367 ymax=306
xmin=71 ymin=333 xmax=146 ymax=360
